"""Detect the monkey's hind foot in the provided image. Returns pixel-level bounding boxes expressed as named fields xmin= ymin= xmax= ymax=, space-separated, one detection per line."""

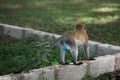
xmin=88 ymin=58 xmax=96 ymax=61
xmin=60 ymin=62 xmax=70 ymax=65
xmin=73 ymin=62 xmax=83 ymax=65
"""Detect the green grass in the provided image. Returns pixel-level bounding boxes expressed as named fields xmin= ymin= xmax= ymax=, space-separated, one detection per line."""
xmin=0 ymin=35 xmax=37 ymax=75
xmin=0 ymin=35 xmax=92 ymax=75
xmin=0 ymin=0 xmax=120 ymax=45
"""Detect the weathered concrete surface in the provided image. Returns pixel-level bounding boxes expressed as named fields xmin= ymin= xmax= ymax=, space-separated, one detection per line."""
xmin=0 ymin=75 xmax=12 ymax=80
xmin=24 ymin=28 xmax=61 ymax=41
xmin=12 ymin=68 xmax=55 ymax=80
xmin=2 ymin=24 xmax=24 ymax=38
xmin=114 ymin=53 xmax=120 ymax=70
xmin=89 ymin=55 xmax=115 ymax=77
xmin=89 ymin=41 xmax=120 ymax=55
xmin=53 ymin=64 xmax=87 ymax=80
xmin=0 ymin=25 xmax=4 ymax=35
xmin=0 ymin=68 xmax=55 ymax=80
xmin=0 ymin=64 xmax=87 ymax=80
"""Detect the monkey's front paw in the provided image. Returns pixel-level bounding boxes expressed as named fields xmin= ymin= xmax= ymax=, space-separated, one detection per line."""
xmin=73 ymin=62 xmax=83 ymax=65
xmin=60 ymin=62 xmax=69 ymax=65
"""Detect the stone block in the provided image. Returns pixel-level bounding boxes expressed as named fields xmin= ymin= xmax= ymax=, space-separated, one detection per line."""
xmin=97 ymin=44 xmax=120 ymax=55
xmin=3 ymin=24 xmax=24 ymax=38
xmin=0 ymin=25 xmax=4 ymax=35
xmin=25 ymin=29 xmax=61 ymax=41
xmin=54 ymin=64 xmax=87 ymax=80
xmin=113 ymin=53 xmax=120 ymax=70
xmin=12 ymin=68 xmax=55 ymax=80
xmin=89 ymin=55 xmax=115 ymax=77
xmin=89 ymin=41 xmax=120 ymax=55
xmin=0 ymin=75 xmax=12 ymax=80
xmin=89 ymin=41 xmax=100 ymax=54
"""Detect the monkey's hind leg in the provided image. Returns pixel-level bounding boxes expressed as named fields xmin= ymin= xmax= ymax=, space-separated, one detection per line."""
xmin=72 ymin=48 xmax=83 ymax=65
xmin=84 ymin=45 xmax=95 ymax=60
xmin=59 ymin=49 xmax=69 ymax=65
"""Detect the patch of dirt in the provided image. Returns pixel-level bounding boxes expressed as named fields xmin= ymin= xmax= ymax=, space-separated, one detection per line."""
xmin=0 ymin=34 xmax=18 ymax=45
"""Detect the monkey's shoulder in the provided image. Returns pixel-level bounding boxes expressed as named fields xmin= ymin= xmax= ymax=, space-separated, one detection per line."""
xmin=64 ymin=30 xmax=86 ymax=36
xmin=64 ymin=30 xmax=88 ymax=43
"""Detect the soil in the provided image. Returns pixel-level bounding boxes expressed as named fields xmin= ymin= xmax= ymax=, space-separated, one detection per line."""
xmin=0 ymin=34 xmax=17 ymax=45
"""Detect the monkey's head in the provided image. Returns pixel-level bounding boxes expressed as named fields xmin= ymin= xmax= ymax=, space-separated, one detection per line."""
xmin=75 ymin=24 xmax=85 ymax=31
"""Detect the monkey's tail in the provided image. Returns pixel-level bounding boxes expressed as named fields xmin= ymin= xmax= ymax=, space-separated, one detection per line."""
xmin=41 ymin=35 xmax=67 ymax=57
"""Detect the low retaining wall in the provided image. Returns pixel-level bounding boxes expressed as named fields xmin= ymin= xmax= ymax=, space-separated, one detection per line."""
xmin=0 ymin=23 xmax=120 ymax=80
xmin=1 ymin=54 xmax=120 ymax=80
xmin=0 ymin=23 xmax=120 ymax=55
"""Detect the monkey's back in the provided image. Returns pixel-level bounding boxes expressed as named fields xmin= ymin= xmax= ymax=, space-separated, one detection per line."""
xmin=64 ymin=30 xmax=88 ymax=45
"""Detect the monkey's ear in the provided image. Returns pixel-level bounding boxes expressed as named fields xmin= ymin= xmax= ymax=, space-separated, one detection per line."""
xmin=75 ymin=23 xmax=84 ymax=30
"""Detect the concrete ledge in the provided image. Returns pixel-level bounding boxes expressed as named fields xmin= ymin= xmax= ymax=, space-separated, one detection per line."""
xmin=12 ymin=68 xmax=55 ymax=80
xmin=114 ymin=53 xmax=120 ymax=70
xmin=0 ymin=75 xmax=11 ymax=80
xmin=89 ymin=41 xmax=120 ymax=55
xmin=0 ymin=54 xmax=120 ymax=80
xmin=89 ymin=55 xmax=115 ymax=76
xmin=0 ymin=23 xmax=120 ymax=55
xmin=53 ymin=64 xmax=87 ymax=80
xmin=2 ymin=23 xmax=25 ymax=38
xmin=0 ymin=64 xmax=87 ymax=80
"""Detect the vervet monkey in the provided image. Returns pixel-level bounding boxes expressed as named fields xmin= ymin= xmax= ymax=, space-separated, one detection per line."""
xmin=14 ymin=24 xmax=89 ymax=74
xmin=42 ymin=24 xmax=89 ymax=65
xmin=54 ymin=24 xmax=89 ymax=65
